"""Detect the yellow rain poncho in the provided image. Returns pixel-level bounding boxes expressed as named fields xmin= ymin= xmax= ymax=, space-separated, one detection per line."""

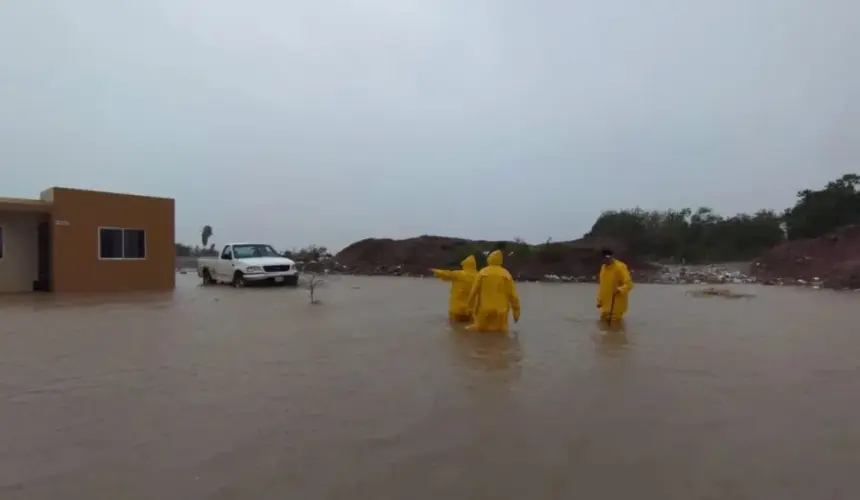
xmin=466 ymin=250 xmax=521 ymax=332
xmin=597 ymin=259 xmax=634 ymax=321
xmin=431 ymin=255 xmax=479 ymax=322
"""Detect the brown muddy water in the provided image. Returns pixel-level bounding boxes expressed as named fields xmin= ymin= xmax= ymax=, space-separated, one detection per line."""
xmin=1 ymin=275 xmax=858 ymax=499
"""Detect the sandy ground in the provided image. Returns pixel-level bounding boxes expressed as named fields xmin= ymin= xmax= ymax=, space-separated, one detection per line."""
xmin=1 ymin=275 xmax=858 ymax=499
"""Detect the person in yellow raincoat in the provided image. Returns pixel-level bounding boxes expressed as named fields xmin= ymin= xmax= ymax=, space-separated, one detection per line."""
xmin=597 ymin=248 xmax=634 ymax=322
xmin=431 ymin=255 xmax=479 ymax=322
xmin=466 ymin=250 xmax=521 ymax=332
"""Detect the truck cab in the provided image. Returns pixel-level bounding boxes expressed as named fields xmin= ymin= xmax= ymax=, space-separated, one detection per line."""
xmin=197 ymin=243 xmax=299 ymax=287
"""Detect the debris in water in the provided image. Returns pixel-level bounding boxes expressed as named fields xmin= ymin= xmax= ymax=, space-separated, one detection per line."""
xmin=685 ymin=287 xmax=755 ymax=299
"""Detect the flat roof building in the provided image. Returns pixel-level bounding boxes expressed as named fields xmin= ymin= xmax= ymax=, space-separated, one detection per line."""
xmin=0 ymin=187 xmax=175 ymax=293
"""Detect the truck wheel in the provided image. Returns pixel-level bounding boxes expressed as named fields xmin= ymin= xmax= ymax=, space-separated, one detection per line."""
xmin=231 ymin=271 xmax=245 ymax=288
xmin=284 ymin=275 xmax=299 ymax=287
xmin=202 ymin=268 xmax=215 ymax=285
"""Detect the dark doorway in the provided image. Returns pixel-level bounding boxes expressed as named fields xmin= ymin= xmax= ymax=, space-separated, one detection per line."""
xmin=34 ymin=220 xmax=52 ymax=292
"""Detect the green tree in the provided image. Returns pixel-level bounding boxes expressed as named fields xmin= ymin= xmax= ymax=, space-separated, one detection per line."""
xmin=586 ymin=206 xmax=784 ymax=263
xmin=288 ymin=245 xmax=330 ymax=262
xmin=175 ymin=243 xmax=192 ymax=257
xmin=782 ymin=174 xmax=860 ymax=239
xmin=201 ymin=225 xmax=214 ymax=247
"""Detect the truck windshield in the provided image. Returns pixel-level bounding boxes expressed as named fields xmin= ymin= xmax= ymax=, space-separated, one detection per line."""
xmin=232 ymin=244 xmax=282 ymax=259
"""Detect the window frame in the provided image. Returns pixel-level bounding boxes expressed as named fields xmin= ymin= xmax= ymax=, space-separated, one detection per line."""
xmin=98 ymin=226 xmax=147 ymax=261
xmin=0 ymin=224 xmax=4 ymax=262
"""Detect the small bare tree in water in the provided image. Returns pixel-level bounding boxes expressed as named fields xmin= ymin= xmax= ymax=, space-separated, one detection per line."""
xmin=302 ymin=260 xmax=326 ymax=304
xmin=306 ymin=273 xmax=324 ymax=304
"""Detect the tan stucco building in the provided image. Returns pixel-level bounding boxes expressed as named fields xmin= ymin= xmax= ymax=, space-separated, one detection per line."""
xmin=0 ymin=187 xmax=175 ymax=293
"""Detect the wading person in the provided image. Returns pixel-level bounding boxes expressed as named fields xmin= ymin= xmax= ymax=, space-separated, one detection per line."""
xmin=466 ymin=250 xmax=521 ymax=332
xmin=431 ymin=255 xmax=479 ymax=323
xmin=597 ymin=248 xmax=634 ymax=322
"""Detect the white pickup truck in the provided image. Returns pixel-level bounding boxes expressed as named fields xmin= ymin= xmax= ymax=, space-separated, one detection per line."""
xmin=197 ymin=243 xmax=299 ymax=287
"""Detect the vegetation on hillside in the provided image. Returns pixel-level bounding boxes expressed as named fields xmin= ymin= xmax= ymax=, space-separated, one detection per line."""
xmin=586 ymin=207 xmax=784 ymax=263
xmin=781 ymin=174 xmax=860 ymax=239
xmin=586 ymin=174 xmax=859 ymax=263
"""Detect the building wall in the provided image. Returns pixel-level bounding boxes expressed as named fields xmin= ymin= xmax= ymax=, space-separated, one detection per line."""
xmin=0 ymin=211 xmax=41 ymax=293
xmin=48 ymin=188 xmax=175 ymax=292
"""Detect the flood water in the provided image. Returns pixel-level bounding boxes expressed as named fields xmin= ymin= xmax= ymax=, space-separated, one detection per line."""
xmin=1 ymin=274 xmax=858 ymax=499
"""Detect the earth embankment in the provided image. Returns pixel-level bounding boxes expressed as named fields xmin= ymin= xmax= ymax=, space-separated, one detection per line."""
xmin=752 ymin=225 xmax=860 ymax=289
xmin=334 ymin=235 xmax=656 ymax=282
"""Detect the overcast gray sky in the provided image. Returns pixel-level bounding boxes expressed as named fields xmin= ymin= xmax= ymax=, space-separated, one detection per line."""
xmin=1 ymin=0 xmax=857 ymax=251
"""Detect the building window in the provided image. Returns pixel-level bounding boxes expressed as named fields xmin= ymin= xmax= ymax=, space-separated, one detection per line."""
xmin=99 ymin=228 xmax=146 ymax=260
xmin=123 ymin=229 xmax=146 ymax=259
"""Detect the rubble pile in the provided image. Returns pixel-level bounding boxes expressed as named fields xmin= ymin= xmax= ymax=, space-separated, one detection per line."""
xmin=754 ymin=276 xmax=825 ymax=289
xmin=752 ymin=225 xmax=860 ymax=289
xmin=539 ymin=269 xmax=654 ymax=284
xmin=648 ymin=264 xmax=757 ymax=285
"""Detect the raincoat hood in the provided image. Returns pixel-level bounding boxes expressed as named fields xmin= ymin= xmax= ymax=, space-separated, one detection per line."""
xmin=487 ymin=250 xmax=503 ymax=266
xmin=460 ymin=255 xmax=477 ymax=272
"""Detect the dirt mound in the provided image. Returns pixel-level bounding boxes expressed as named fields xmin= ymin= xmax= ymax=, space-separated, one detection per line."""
xmin=335 ymin=235 xmax=655 ymax=282
xmin=752 ymin=225 xmax=860 ymax=288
